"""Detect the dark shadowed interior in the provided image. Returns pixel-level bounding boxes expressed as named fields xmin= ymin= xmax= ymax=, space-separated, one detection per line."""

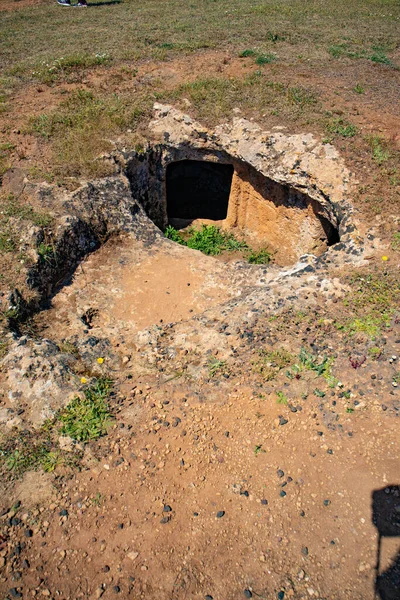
xmin=166 ymin=160 xmax=234 ymax=225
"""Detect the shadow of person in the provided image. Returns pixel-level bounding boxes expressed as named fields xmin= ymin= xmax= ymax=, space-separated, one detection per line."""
xmin=88 ymin=1 xmax=122 ymax=5
xmin=372 ymin=485 xmax=400 ymax=600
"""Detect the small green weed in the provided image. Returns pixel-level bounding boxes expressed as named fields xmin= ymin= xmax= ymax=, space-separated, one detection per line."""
xmin=164 ymin=225 xmax=185 ymax=244
xmin=354 ymin=83 xmax=364 ymax=94
xmin=92 ymin=492 xmax=104 ymax=506
xmin=314 ymin=388 xmax=326 ymax=398
xmin=60 ymin=377 xmax=113 ymax=442
xmin=267 ymin=31 xmax=285 ymax=43
xmin=255 ymin=53 xmax=277 ymax=66
xmin=348 ymin=316 xmax=383 ymax=338
xmin=368 ymin=346 xmax=382 ymax=359
xmin=37 ymin=242 xmax=55 ymax=263
xmin=0 ymin=233 xmax=16 ymax=253
xmin=165 ymin=225 xmax=248 ymax=257
xmin=370 ymin=51 xmax=391 ymax=65
xmin=326 ymin=118 xmax=357 ymax=138
xmin=253 ymin=348 xmax=293 ymax=380
xmin=287 ymin=86 xmax=317 ymax=107
xmin=392 ymin=233 xmax=400 ymax=251
xmin=59 ymin=341 xmax=79 ymax=356
xmin=299 ymin=348 xmax=330 ymax=376
xmin=239 ymin=49 xmax=257 ymax=58
xmin=346 ymin=407 xmax=354 ymax=413
xmin=248 ymin=249 xmax=272 ymax=264
xmin=208 ymin=357 xmax=228 ymax=378
xmin=276 ymin=391 xmax=288 ymax=405
xmin=368 ymin=135 xmax=390 ymax=165
xmin=393 ymin=372 xmax=400 ymax=384
xmin=254 ymin=444 xmax=266 ymax=456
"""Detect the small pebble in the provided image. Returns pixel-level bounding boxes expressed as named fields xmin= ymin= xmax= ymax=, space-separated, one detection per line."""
xmin=216 ymin=511 xmax=225 ymax=518
xmin=244 ymin=590 xmax=253 ymax=598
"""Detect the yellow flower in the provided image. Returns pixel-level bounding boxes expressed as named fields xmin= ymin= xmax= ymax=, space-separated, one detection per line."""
xmin=382 ymin=256 xmax=389 ymax=261
xmin=80 ymin=377 xmax=87 ymax=384
xmin=97 ymin=357 xmax=104 ymax=364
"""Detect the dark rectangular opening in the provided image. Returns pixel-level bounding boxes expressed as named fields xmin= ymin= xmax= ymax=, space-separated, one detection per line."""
xmin=166 ymin=160 xmax=234 ymax=226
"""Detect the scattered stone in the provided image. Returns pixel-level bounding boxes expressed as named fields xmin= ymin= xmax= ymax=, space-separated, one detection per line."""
xmin=244 ymin=590 xmax=253 ymax=598
xmin=127 ymin=552 xmax=139 ymax=561
xmin=216 ymin=511 xmax=225 ymax=518
xmin=163 ymin=505 xmax=172 ymax=512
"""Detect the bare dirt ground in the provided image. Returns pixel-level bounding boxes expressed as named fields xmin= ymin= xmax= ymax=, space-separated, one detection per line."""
xmin=0 ymin=1 xmax=399 ymax=599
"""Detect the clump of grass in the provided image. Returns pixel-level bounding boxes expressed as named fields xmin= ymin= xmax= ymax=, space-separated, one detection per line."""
xmin=255 ymin=53 xmax=277 ymax=65
xmin=1 ymin=193 xmax=52 ymax=227
xmin=341 ymin=270 xmax=400 ymax=338
xmin=287 ymin=86 xmax=318 ymax=107
xmin=299 ymin=347 xmax=330 ymax=376
xmin=1 ymin=430 xmax=66 ymax=479
xmin=370 ymin=51 xmax=391 ymax=65
xmin=60 ymin=377 xmax=113 ymax=442
xmin=252 ymin=348 xmax=293 ymax=380
xmin=165 ymin=225 xmax=274 ymax=265
xmin=165 ymin=72 xmax=322 ymax=127
xmin=326 ymin=118 xmax=357 ymax=138
xmin=354 ymin=83 xmax=364 ymax=94
xmin=248 ymin=249 xmax=272 ymax=264
xmin=186 ymin=225 xmax=231 ymax=255
xmin=368 ymin=135 xmax=390 ymax=165
xmin=32 ymin=53 xmax=112 ymax=85
xmin=239 ymin=49 xmax=257 ymax=58
xmin=29 ymin=88 xmax=151 ymax=178
xmin=368 ymin=346 xmax=382 ymax=360
xmin=239 ymin=50 xmax=276 ymax=65
xmin=392 ymin=232 xmax=400 ymax=251
xmin=208 ymin=357 xmax=229 ymax=378
xmin=165 ymin=224 xmax=248 ymax=256
xmin=37 ymin=242 xmax=55 ymax=263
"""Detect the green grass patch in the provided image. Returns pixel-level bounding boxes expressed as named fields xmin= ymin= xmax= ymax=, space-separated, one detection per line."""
xmin=276 ymin=391 xmax=288 ymax=405
xmin=326 ymin=117 xmax=357 ymax=138
xmin=248 ymin=249 xmax=272 ymax=265
xmin=29 ymin=88 xmax=151 ymax=178
xmin=165 ymin=224 xmax=248 ymax=256
xmin=252 ymin=348 xmax=294 ymax=380
xmin=392 ymin=232 xmax=400 ymax=251
xmin=163 ymin=72 xmax=321 ymax=126
xmin=239 ymin=49 xmax=257 ymax=58
xmin=368 ymin=135 xmax=390 ymax=165
xmin=340 ymin=269 xmax=400 ymax=338
xmin=255 ymin=53 xmax=277 ymax=65
xmin=60 ymin=377 xmax=113 ymax=442
xmin=32 ymin=53 xmax=112 ymax=85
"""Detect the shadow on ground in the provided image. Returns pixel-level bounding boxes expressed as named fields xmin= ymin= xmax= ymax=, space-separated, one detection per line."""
xmin=372 ymin=485 xmax=400 ymax=600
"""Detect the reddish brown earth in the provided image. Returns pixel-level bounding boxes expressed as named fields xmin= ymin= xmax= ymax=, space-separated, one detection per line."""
xmin=0 ymin=6 xmax=399 ymax=599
